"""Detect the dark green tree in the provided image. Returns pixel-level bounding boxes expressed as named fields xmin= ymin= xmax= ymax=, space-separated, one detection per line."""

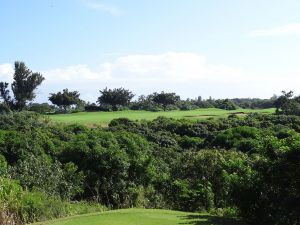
xmin=215 ymin=99 xmax=238 ymax=110
xmin=49 ymin=89 xmax=81 ymax=112
xmin=0 ymin=62 xmax=45 ymax=110
xmin=11 ymin=62 xmax=45 ymax=110
xmin=273 ymin=91 xmax=300 ymax=115
xmin=0 ymin=82 xmax=12 ymax=105
xmin=97 ymin=87 xmax=134 ymax=111
xmin=152 ymin=92 xmax=180 ymax=111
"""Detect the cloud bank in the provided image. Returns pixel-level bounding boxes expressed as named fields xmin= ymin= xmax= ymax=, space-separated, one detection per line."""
xmin=0 ymin=52 xmax=297 ymax=102
xmin=250 ymin=23 xmax=300 ymax=37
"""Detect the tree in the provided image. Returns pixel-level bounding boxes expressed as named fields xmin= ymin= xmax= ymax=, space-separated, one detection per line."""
xmin=11 ymin=62 xmax=45 ymax=110
xmin=273 ymin=91 xmax=300 ymax=116
xmin=215 ymin=99 xmax=238 ymax=110
xmin=152 ymin=92 xmax=180 ymax=110
xmin=49 ymin=89 xmax=81 ymax=112
xmin=0 ymin=61 xmax=45 ymax=110
xmin=0 ymin=82 xmax=12 ymax=105
xmin=97 ymin=87 xmax=134 ymax=111
xmin=274 ymin=91 xmax=294 ymax=113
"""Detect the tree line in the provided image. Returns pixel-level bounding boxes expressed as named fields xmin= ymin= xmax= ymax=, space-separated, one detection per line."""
xmin=0 ymin=61 xmax=281 ymax=115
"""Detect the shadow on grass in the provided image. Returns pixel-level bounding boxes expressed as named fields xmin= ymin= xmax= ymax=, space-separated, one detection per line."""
xmin=179 ymin=214 xmax=245 ymax=225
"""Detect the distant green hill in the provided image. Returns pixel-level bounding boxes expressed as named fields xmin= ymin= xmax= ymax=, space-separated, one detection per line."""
xmin=32 ymin=208 xmax=243 ymax=225
xmin=49 ymin=108 xmax=274 ymax=126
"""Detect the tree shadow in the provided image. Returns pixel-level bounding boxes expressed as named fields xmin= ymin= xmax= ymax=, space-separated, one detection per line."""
xmin=178 ymin=214 xmax=245 ymax=225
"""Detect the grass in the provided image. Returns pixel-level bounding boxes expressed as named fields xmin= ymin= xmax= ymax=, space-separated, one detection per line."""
xmin=48 ymin=108 xmax=275 ymax=126
xmin=31 ymin=208 xmax=243 ymax=225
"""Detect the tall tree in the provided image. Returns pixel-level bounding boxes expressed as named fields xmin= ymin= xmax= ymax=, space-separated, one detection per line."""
xmin=152 ymin=92 xmax=180 ymax=110
xmin=0 ymin=62 xmax=44 ymax=110
xmin=274 ymin=91 xmax=294 ymax=114
xmin=11 ymin=61 xmax=45 ymax=110
xmin=49 ymin=89 xmax=81 ymax=112
xmin=0 ymin=82 xmax=12 ymax=106
xmin=97 ymin=87 xmax=134 ymax=111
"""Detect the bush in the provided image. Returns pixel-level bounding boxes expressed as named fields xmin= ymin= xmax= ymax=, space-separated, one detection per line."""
xmin=0 ymin=155 xmax=7 ymax=176
xmin=98 ymin=103 xmax=113 ymax=111
xmin=85 ymin=104 xmax=100 ymax=112
xmin=0 ymin=104 xmax=11 ymax=114
xmin=27 ymin=103 xmax=54 ymax=114
xmin=0 ymin=177 xmax=105 ymax=224
xmin=20 ymin=191 xmax=67 ymax=223
xmin=215 ymin=99 xmax=238 ymax=110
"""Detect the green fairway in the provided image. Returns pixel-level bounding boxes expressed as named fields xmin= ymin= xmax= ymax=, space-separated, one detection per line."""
xmin=48 ymin=108 xmax=275 ymax=126
xmin=32 ymin=208 xmax=242 ymax=225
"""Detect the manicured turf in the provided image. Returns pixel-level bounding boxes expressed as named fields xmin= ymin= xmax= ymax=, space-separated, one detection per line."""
xmin=32 ymin=208 xmax=243 ymax=225
xmin=48 ymin=108 xmax=275 ymax=126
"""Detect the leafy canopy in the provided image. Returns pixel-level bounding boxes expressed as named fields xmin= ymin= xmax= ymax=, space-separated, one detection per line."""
xmin=97 ymin=87 xmax=134 ymax=111
xmin=49 ymin=89 xmax=81 ymax=111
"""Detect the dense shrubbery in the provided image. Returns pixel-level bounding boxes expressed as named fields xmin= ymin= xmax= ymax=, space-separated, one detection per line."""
xmin=0 ymin=112 xmax=300 ymax=224
xmin=0 ymin=177 xmax=106 ymax=224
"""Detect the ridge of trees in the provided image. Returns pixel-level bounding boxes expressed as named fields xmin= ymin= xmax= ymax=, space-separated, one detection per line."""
xmin=1 ymin=62 xmax=300 ymax=117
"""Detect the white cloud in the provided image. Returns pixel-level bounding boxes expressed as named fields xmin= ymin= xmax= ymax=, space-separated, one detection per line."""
xmin=250 ymin=23 xmax=300 ymax=37
xmin=0 ymin=52 xmax=298 ymax=102
xmin=44 ymin=64 xmax=109 ymax=82
xmin=80 ymin=0 xmax=122 ymax=16
xmin=0 ymin=63 xmax=14 ymax=82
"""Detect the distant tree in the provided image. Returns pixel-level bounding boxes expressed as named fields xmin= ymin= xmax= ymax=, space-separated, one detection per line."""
xmin=49 ymin=89 xmax=81 ymax=112
xmin=27 ymin=103 xmax=55 ymax=114
xmin=97 ymin=87 xmax=134 ymax=111
xmin=152 ymin=92 xmax=180 ymax=110
xmin=215 ymin=99 xmax=238 ymax=110
xmin=0 ymin=61 xmax=45 ymax=110
xmin=274 ymin=91 xmax=294 ymax=114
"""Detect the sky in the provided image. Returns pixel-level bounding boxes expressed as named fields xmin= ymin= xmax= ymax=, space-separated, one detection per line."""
xmin=0 ymin=0 xmax=300 ymax=103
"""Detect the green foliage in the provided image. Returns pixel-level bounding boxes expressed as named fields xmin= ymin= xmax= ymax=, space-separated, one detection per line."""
xmin=1 ymin=112 xmax=300 ymax=224
xmin=230 ymin=134 xmax=300 ymax=225
xmin=11 ymin=62 xmax=45 ymax=110
xmin=27 ymin=103 xmax=55 ymax=114
xmin=274 ymin=90 xmax=300 ymax=116
xmin=1 ymin=62 xmax=45 ymax=110
xmin=0 ymin=154 xmax=7 ymax=176
xmin=11 ymin=155 xmax=84 ymax=200
xmin=49 ymin=89 xmax=81 ymax=112
xmin=215 ymin=99 xmax=238 ymax=110
xmin=152 ymin=92 xmax=180 ymax=111
xmin=20 ymin=191 xmax=66 ymax=223
xmin=0 ymin=82 xmax=11 ymax=106
xmin=0 ymin=177 xmax=104 ymax=224
xmin=97 ymin=87 xmax=134 ymax=111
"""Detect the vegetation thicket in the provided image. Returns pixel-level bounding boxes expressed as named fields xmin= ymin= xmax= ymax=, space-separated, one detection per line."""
xmin=0 ymin=111 xmax=299 ymax=225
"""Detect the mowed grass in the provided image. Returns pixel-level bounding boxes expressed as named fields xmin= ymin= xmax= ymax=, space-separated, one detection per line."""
xmin=48 ymin=108 xmax=275 ymax=126
xmin=31 ymin=208 xmax=243 ymax=225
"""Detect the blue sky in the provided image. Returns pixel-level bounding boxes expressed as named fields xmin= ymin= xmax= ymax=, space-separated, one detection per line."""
xmin=0 ymin=0 xmax=300 ymax=102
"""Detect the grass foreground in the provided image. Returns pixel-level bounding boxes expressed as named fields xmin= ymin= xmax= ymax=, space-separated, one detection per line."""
xmin=31 ymin=208 xmax=243 ymax=225
xmin=48 ymin=108 xmax=274 ymax=126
